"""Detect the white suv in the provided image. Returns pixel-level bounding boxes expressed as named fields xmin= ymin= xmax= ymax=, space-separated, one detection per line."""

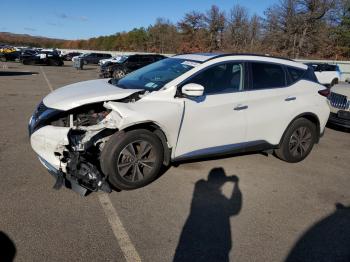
xmin=29 ymin=53 xmax=330 ymax=195
xmin=306 ymin=63 xmax=341 ymax=87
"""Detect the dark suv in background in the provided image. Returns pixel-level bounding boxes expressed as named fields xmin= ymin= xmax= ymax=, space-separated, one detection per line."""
xmin=21 ymin=50 xmax=64 ymax=66
xmin=62 ymin=52 xmax=82 ymax=61
xmin=76 ymin=53 xmax=112 ymax=65
xmin=100 ymin=54 xmax=166 ymax=78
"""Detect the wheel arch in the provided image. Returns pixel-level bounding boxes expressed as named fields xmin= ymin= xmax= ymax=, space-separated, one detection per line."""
xmin=121 ymin=121 xmax=172 ymax=165
xmin=279 ymin=112 xmax=321 ymax=147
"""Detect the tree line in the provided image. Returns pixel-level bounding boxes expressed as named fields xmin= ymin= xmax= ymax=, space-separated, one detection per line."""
xmin=2 ymin=0 xmax=350 ymax=59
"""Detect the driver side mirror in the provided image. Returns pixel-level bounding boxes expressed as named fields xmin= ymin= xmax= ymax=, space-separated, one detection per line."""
xmin=181 ymin=83 xmax=204 ymax=97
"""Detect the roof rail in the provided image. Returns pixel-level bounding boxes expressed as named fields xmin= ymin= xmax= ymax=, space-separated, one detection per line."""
xmin=205 ymin=53 xmax=295 ymax=62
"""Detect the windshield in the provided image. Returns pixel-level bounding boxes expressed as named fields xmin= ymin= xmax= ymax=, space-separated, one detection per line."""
xmin=111 ymin=58 xmax=198 ymax=90
xmin=81 ymin=53 xmax=90 ymax=57
xmin=114 ymin=55 xmax=128 ymax=63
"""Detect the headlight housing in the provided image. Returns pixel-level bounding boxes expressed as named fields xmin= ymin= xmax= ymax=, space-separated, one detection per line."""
xmin=28 ymin=101 xmax=63 ymax=136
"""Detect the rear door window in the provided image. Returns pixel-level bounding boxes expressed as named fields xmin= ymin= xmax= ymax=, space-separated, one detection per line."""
xmin=251 ymin=62 xmax=286 ymax=89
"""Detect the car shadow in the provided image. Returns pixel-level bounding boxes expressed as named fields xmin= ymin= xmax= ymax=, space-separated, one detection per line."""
xmin=0 ymin=71 xmax=38 ymax=76
xmin=286 ymin=203 xmax=350 ymax=262
xmin=173 ymin=167 xmax=242 ymax=262
xmin=326 ymin=123 xmax=350 ymax=133
xmin=0 ymin=231 xmax=16 ymax=262
xmin=172 ymin=150 xmax=269 ymax=167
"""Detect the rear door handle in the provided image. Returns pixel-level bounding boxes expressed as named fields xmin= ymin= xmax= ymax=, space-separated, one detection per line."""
xmin=234 ymin=105 xmax=248 ymax=111
xmin=285 ymin=96 xmax=296 ymax=101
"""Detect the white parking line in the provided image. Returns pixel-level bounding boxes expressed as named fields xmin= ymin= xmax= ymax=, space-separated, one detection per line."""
xmin=40 ymin=66 xmax=53 ymax=91
xmin=98 ymin=193 xmax=142 ymax=262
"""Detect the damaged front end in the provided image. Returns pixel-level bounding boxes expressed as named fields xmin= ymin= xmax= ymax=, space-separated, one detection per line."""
xmin=29 ymin=92 xmax=143 ymax=195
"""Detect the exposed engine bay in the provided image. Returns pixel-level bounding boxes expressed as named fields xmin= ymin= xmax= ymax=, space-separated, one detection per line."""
xmin=30 ymin=91 xmax=146 ymax=195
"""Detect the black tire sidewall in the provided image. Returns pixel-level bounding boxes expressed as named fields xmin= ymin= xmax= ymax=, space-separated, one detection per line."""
xmin=280 ymin=118 xmax=317 ymax=163
xmin=113 ymin=68 xmax=125 ymax=79
xmin=102 ymin=130 xmax=164 ymax=190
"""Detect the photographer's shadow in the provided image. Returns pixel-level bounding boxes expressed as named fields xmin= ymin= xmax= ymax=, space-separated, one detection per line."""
xmin=174 ymin=167 xmax=242 ymax=262
xmin=0 ymin=231 xmax=16 ymax=262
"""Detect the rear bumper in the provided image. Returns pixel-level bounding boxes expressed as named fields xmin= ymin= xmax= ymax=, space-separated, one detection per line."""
xmin=328 ymin=112 xmax=350 ymax=128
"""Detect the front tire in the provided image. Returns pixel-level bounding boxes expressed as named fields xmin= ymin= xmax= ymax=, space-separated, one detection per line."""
xmin=100 ymin=130 xmax=164 ymax=190
xmin=113 ymin=68 xmax=126 ymax=79
xmin=275 ymin=118 xmax=317 ymax=163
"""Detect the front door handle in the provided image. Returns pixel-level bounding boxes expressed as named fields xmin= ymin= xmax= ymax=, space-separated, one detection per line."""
xmin=234 ymin=105 xmax=248 ymax=111
xmin=285 ymin=96 xmax=296 ymax=101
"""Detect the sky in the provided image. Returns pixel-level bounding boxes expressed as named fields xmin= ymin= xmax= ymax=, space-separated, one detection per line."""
xmin=1 ymin=0 xmax=277 ymax=40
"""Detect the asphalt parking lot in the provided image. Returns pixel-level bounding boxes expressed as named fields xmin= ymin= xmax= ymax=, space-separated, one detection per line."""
xmin=0 ymin=61 xmax=349 ymax=262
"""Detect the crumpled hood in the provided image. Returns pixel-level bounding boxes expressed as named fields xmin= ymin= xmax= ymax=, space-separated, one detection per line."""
xmin=43 ymin=79 xmax=142 ymax=111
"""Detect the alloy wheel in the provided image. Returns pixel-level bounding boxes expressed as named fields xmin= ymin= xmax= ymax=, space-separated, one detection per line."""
xmin=117 ymin=140 xmax=156 ymax=182
xmin=288 ymin=126 xmax=312 ymax=158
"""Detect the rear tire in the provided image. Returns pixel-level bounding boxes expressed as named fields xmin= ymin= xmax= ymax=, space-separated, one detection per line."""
xmin=275 ymin=118 xmax=317 ymax=163
xmin=100 ymin=129 xmax=164 ymax=190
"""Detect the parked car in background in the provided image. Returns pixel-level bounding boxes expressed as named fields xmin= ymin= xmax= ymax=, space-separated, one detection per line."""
xmin=0 ymin=45 xmax=20 ymax=61
xmin=98 ymin=55 xmax=123 ymax=65
xmin=73 ymin=52 xmax=112 ymax=65
xmin=0 ymin=50 xmax=20 ymax=61
xmin=62 ymin=52 xmax=82 ymax=61
xmin=100 ymin=54 xmax=166 ymax=78
xmin=328 ymin=83 xmax=350 ymax=128
xmin=21 ymin=50 xmax=64 ymax=66
xmin=29 ymin=53 xmax=330 ymax=195
xmin=306 ymin=63 xmax=341 ymax=87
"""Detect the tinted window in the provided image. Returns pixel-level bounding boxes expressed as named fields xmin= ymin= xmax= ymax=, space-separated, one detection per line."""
xmin=127 ymin=56 xmax=140 ymax=63
xmin=251 ymin=62 xmax=286 ymax=89
xmin=140 ymin=56 xmax=153 ymax=63
xmin=287 ymin=67 xmax=305 ymax=84
xmin=322 ymin=64 xmax=337 ymax=71
xmin=189 ymin=62 xmax=244 ymax=94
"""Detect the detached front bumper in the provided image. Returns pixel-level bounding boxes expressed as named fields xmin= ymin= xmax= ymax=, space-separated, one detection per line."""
xmin=29 ymin=123 xmax=112 ymax=195
xmin=30 ymin=125 xmax=89 ymax=195
xmin=38 ymin=156 xmax=88 ymax=195
xmin=30 ymin=125 xmax=70 ymax=171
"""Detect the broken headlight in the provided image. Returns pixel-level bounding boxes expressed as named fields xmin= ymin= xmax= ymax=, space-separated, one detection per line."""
xmin=28 ymin=101 xmax=63 ymax=136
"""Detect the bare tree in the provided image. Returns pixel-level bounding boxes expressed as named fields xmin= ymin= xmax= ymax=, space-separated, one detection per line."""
xmin=178 ymin=11 xmax=208 ymax=52
xmin=225 ymin=5 xmax=250 ymax=51
xmin=148 ymin=18 xmax=179 ymax=53
xmin=205 ymin=5 xmax=226 ymax=51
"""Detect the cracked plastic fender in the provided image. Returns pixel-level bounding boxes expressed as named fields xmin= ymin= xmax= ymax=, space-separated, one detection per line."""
xmin=104 ymin=99 xmax=184 ymax=150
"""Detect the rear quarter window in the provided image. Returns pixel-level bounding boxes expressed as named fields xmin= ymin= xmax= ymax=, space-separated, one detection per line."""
xmin=287 ymin=67 xmax=305 ymax=84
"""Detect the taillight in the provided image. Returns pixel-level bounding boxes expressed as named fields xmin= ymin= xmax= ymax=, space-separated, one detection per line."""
xmin=318 ymin=89 xmax=330 ymax=97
